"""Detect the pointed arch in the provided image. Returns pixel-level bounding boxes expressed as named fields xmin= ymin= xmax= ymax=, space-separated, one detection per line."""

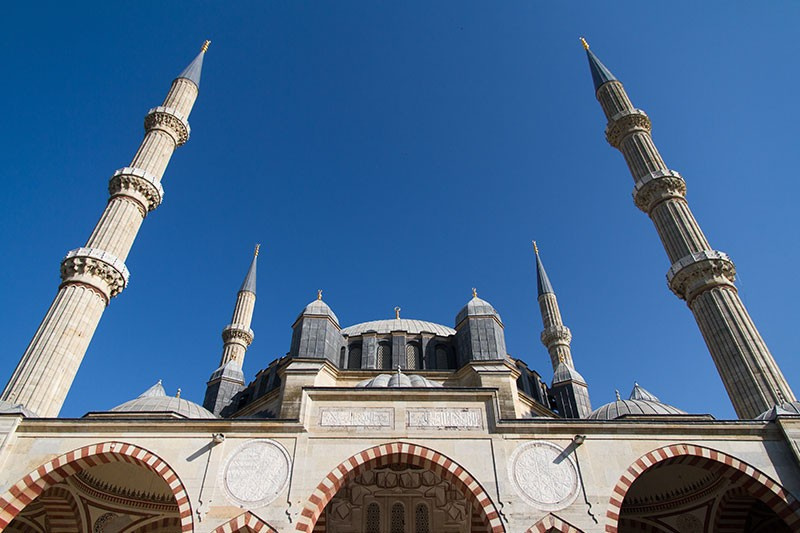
xmin=526 ymin=512 xmax=584 ymax=532
xmin=605 ymin=443 xmax=800 ymax=533
xmin=212 ymin=511 xmax=277 ymax=532
xmin=295 ymin=441 xmax=504 ymax=532
xmin=38 ymin=485 xmax=82 ymax=533
xmin=0 ymin=441 xmax=193 ymax=532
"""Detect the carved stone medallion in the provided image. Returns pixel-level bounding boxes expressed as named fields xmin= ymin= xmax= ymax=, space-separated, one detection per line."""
xmin=508 ymin=441 xmax=579 ymax=511
xmin=222 ymin=439 xmax=291 ymax=508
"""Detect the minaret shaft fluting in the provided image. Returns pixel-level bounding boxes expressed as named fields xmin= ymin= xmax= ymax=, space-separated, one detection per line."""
xmin=585 ymin=42 xmax=795 ymax=418
xmin=1 ymin=45 xmax=208 ymax=417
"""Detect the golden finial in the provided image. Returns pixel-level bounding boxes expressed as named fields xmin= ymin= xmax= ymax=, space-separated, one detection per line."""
xmin=201 ymin=40 xmax=211 ymax=53
xmin=532 ymin=240 xmax=539 ymax=254
xmin=254 ymin=244 xmax=260 ymax=257
xmin=579 ymin=37 xmax=589 ymax=50
xmin=394 ymin=306 xmax=401 ymax=319
xmin=176 ymin=388 xmax=182 ymax=399
xmin=317 ymin=289 xmax=323 ymax=301
xmin=472 ymin=287 xmax=478 ymax=298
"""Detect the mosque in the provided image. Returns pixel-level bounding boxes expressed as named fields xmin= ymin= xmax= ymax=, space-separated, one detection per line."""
xmin=0 ymin=38 xmax=798 ymax=533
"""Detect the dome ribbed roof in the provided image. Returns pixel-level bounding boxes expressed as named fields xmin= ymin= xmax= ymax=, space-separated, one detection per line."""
xmin=588 ymin=399 xmax=686 ymax=420
xmin=342 ymin=319 xmax=455 ymax=337
xmin=356 ymin=373 xmax=443 ymax=388
xmin=455 ymin=296 xmax=501 ymax=325
xmin=110 ymin=381 xmax=216 ymax=419
xmin=296 ymin=298 xmax=339 ymax=325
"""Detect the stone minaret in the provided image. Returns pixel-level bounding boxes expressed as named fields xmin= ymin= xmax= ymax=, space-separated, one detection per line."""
xmin=203 ymin=246 xmax=258 ymax=415
xmin=534 ymin=242 xmax=591 ymax=418
xmin=582 ymin=39 xmax=795 ymax=418
xmin=1 ymin=42 xmax=211 ymax=417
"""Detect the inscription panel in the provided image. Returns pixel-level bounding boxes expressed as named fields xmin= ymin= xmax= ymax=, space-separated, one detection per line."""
xmin=319 ymin=407 xmax=394 ymax=428
xmin=222 ymin=439 xmax=291 ymax=508
xmin=406 ymin=408 xmax=483 ymax=430
xmin=508 ymin=440 xmax=579 ymax=511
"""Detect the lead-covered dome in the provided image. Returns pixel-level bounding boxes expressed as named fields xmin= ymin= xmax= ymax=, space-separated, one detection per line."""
xmin=296 ymin=298 xmax=339 ymax=325
xmin=342 ymin=319 xmax=455 ymax=337
xmin=455 ymin=295 xmax=501 ymax=325
xmin=357 ymin=373 xmax=443 ymax=388
xmin=109 ymin=381 xmax=216 ymax=419
xmin=588 ymin=384 xmax=686 ymax=420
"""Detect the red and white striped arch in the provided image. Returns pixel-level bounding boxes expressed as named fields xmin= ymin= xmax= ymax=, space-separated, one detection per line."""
xmin=526 ymin=512 xmax=584 ymax=532
xmin=212 ymin=511 xmax=277 ymax=532
xmin=295 ymin=441 xmax=504 ymax=532
xmin=0 ymin=441 xmax=193 ymax=532
xmin=605 ymin=443 xmax=800 ymax=533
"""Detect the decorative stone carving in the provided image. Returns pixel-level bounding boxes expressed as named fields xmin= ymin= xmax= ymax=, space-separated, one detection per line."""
xmin=666 ymin=250 xmax=736 ymax=303
xmin=406 ymin=408 xmax=482 ymax=430
xmin=540 ymin=325 xmax=571 ymax=349
xmin=222 ymin=439 xmax=291 ymax=508
xmin=508 ymin=441 xmax=579 ymax=511
xmin=605 ymin=109 xmax=651 ymax=148
xmin=320 ymin=407 xmax=394 ymax=428
xmin=108 ymin=167 xmax=164 ymax=213
xmin=61 ymin=247 xmax=130 ymax=301
xmin=633 ymin=169 xmax=687 ymax=213
xmin=144 ymin=106 xmax=190 ymax=146
xmin=222 ymin=324 xmax=255 ymax=346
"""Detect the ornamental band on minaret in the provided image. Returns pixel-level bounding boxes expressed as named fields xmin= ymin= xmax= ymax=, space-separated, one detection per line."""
xmin=0 ymin=42 xmax=210 ymax=417
xmin=581 ymin=38 xmax=795 ymax=419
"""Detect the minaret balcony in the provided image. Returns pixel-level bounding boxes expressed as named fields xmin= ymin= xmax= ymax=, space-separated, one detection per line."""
xmin=144 ymin=106 xmax=190 ymax=146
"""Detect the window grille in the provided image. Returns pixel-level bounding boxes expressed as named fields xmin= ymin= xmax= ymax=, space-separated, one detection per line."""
xmin=377 ymin=342 xmax=392 ymax=370
xmin=406 ymin=343 xmax=421 ymax=370
xmin=365 ymin=502 xmax=380 ymax=533
xmin=435 ymin=346 xmax=448 ymax=369
xmin=348 ymin=344 xmax=362 ymax=369
xmin=390 ymin=502 xmax=405 ymax=533
xmin=414 ymin=504 xmax=430 ymax=533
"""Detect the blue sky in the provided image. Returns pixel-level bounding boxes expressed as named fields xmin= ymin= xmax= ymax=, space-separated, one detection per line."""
xmin=1 ymin=2 xmax=798 ymax=419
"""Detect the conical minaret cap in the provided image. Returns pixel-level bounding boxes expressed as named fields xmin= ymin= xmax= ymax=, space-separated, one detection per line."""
xmin=240 ymin=245 xmax=259 ymax=294
xmin=580 ymin=38 xmax=617 ymax=92
xmin=177 ymin=40 xmax=210 ymax=88
xmin=533 ymin=242 xmax=554 ymax=296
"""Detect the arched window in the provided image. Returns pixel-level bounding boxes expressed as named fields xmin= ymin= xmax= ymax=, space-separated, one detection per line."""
xmin=365 ymin=502 xmax=380 ymax=533
xmin=377 ymin=342 xmax=392 ymax=370
xmin=406 ymin=342 xmax=421 ymax=370
xmin=339 ymin=346 xmax=346 ymax=368
xmin=390 ymin=502 xmax=405 ymax=533
xmin=435 ymin=346 xmax=448 ymax=369
xmin=414 ymin=503 xmax=430 ymax=533
xmin=348 ymin=343 xmax=363 ymax=369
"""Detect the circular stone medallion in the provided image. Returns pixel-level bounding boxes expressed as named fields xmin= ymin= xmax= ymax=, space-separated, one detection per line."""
xmin=222 ymin=439 xmax=291 ymax=507
xmin=508 ymin=441 xmax=579 ymax=511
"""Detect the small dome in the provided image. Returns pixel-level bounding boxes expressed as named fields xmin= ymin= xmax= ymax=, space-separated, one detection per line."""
xmin=588 ymin=384 xmax=686 ymax=420
xmin=342 ymin=319 xmax=455 ymax=337
xmin=755 ymin=401 xmax=800 ymax=420
xmin=455 ymin=295 xmax=502 ymax=325
xmin=357 ymin=373 xmax=443 ymax=388
xmin=552 ymin=361 xmax=586 ymax=385
xmin=296 ymin=298 xmax=339 ymax=325
xmin=109 ymin=381 xmax=216 ymax=419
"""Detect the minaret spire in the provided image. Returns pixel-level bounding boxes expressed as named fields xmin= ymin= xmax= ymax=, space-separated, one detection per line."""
xmin=177 ymin=40 xmax=210 ymax=88
xmin=533 ymin=243 xmax=591 ymax=418
xmin=203 ymin=246 xmax=259 ymax=415
xmin=583 ymin=42 xmax=796 ymax=418
xmin=1 ymin=45 xmax=207 ymax=417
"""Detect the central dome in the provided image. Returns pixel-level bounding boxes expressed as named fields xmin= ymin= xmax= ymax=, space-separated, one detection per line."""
xmin=341 ymin=319 xmax=455 ymax=337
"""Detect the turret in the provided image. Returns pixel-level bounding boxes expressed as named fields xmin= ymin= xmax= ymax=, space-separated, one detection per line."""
xmin=454 ymin=289 xmax=507 ymax=364
xmin=533 ymin=242 xmax=591 ymax=418
xmin=203 ymin=245 xmax=258 ymax=415
xmin=1 ymin=42 xmax=211 ymax=417
xmin=288 ymin=291 xmax=344 ymax=364
xmin=582 ymin=38 xmax=795 ymax=418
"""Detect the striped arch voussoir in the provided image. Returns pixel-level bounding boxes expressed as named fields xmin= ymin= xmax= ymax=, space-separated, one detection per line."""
xmin=212 ymin=511 xmax=277 ymax=532
xmin=0 ymin=441 xmax=193 ymax=532
xmin=295 ymin=442 xmax=504 ymax=532
xmin=604 ymin=443 xmax=800 ymax=533
xmin=526 ymin=512 xmax=584 ymax=532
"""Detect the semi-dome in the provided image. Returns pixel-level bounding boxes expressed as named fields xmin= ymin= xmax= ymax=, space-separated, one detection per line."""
xmin=342 ymin=319 xmax=455 ymax=337
xmin=357 ymin=373 xmax=443 ymax=388
xmin=455 ymin=294 xmax=501 ymax=325
xmin=755 ymin=401 xmax=800 ymax=421
xmin=109 ymin=381 xmax=216 ymax=419
xmin=296 ymin=297 xmax=339 ymax=325
xmin=588 ymin=385 xmax=686 ymax=420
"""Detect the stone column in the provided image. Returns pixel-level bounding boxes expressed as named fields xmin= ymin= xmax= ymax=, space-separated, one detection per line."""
xmin=587 ymin=44 xmax=795 ymax=418
xmin=1 ymin=46 xmax=207 ymax=417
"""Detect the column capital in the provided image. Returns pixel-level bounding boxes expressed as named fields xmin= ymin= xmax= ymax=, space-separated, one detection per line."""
xmin=144 ymin=106 xmax=190 ymax=146
xmin=667 ymin=250 xmax=736 ymax=303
